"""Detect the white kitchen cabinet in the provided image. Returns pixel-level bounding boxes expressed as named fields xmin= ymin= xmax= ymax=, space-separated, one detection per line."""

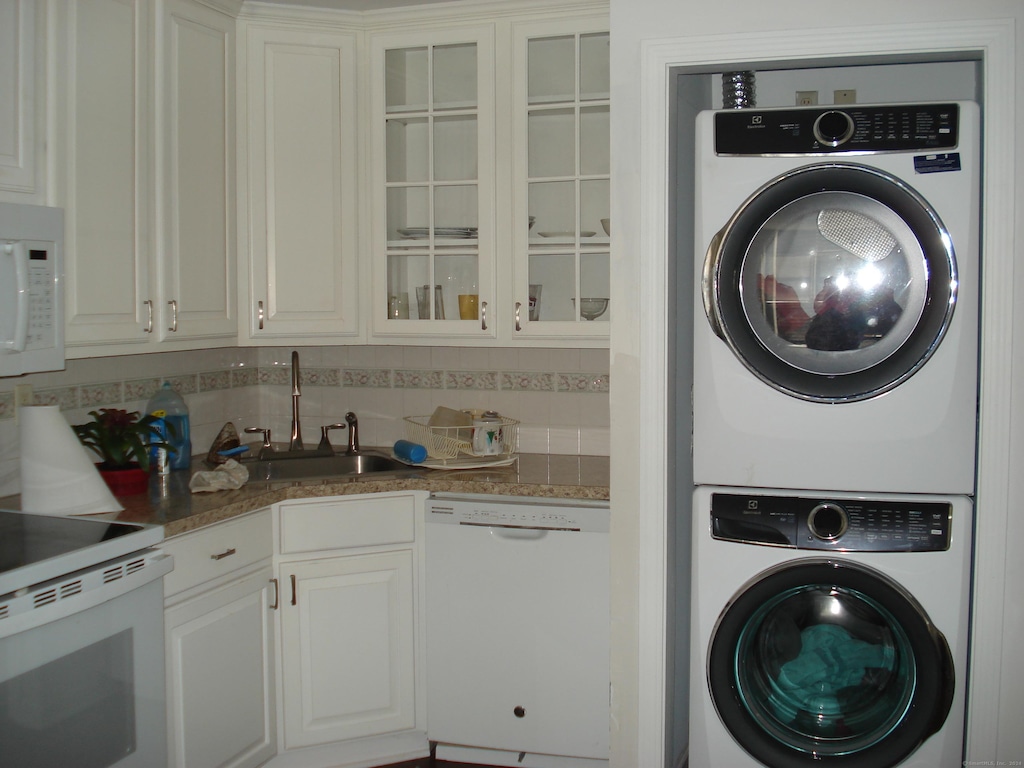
xmin=163 ymin=509 xmax=277 ymax=768
xmin=367 ymin=11 xmax=609 ymax=348
xmin=274 ymin=493 xmax=422 ymax=756
xmin=369 ymin=26 xmax=496 ymax=341
xmin=513 ymin=19 xmax=610 ymax=340
xmin=52 ymin=0 xmax=236 ymax=354
xmin=0 ymin=0 xmax=44 ymax=202
xmin=239 ymin=23 xmax=361 ymax=343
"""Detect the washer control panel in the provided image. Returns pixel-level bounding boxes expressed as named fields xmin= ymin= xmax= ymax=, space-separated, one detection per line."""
xmin=710 ymin=492 xmax=951 ymax=552
xmin=714 ymin=102 xmax=959 ymax=155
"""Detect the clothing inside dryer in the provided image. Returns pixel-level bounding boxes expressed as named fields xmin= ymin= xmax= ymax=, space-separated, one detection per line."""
xmin=735 ymin=583 xmax=915 ymax=755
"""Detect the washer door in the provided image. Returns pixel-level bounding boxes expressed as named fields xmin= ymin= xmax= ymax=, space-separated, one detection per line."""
xmin=703 ymin=163 xmax=957 ymax=402
xmin=708 ymin=559 xmax=954 ymax=768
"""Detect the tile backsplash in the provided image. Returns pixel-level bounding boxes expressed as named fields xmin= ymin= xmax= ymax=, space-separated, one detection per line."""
xmin=0 ymin=346 xmax=610 ymax=498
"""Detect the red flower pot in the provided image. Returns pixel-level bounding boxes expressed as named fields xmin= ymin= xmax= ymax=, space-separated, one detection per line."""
xmin=97 ymin=464 xmax=150 ymax=496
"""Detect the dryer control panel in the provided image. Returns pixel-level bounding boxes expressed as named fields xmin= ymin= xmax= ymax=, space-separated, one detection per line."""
xmin=709 ymin=492 xmax=952 ymax=552
xmin=715 ymin=102 xmax=959 ymax=155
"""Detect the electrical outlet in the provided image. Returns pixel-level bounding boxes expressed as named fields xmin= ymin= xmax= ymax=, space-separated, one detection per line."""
xmin=834 ymin=89 xmax=857 ymax=104
xmin=14 ymin=384 xmax=33 ymax=425
xmin=796 ymin=91 xmax=818 ymax=106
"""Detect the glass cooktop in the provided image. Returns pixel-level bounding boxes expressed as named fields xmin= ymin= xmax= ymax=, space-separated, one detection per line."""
xmin=0 ymin=509 xmax=163 ymax=596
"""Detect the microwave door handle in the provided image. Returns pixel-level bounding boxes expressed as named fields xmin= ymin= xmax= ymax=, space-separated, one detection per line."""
xmin=2 ymin=242 xmax=29 ymax=352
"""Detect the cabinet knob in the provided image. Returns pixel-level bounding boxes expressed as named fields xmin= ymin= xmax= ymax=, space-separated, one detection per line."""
xmin=513 ymin=705 xmax=526 ymax=718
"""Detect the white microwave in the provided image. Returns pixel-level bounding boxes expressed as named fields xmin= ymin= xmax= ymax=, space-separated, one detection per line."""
xmin=0 ymin=202 xmax=64 ymax=377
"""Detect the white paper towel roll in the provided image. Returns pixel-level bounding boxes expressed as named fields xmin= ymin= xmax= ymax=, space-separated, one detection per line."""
xmin=19 ymin=405 xmax=124 ymax=515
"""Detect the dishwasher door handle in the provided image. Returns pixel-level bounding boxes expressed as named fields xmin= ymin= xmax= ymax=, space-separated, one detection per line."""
xmin=491 ymin=527 xmax=549 ymax=540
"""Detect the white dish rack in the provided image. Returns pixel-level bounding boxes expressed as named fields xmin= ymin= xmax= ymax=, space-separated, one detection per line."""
xmin=403 ymin=414 xmax=519 ymax=460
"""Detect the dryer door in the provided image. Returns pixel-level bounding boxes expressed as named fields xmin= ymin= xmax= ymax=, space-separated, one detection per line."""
xmin=706 ymin=558 xmax=954 ymax=768
xmin=703 ymin=163 xmax=956 ymax=402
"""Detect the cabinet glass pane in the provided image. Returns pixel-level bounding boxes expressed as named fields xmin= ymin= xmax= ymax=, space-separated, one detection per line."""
xmin=436 ymin=253 xmax=479 ymax=320
xmin=386 ymin=117 xmax=428 ymax=183
xmin=528 ymin=36 xmax=575 ymax=103
xmin=528 ymin=252 xmax=576 ymax=321
xmin=387 ymin=253 xmax=429 ymax=319
xmin=579 ymin=33 xmax=610 ymax=100
xmin=386 ymin=47 xmax=428 ymax=111
xmin=387 ymin=186 xmax=429 ymax=238
xmin=433 ymin=44 xmax=477 ymax=108
xmin=528 ymin=181 xmax=575 ymax=236
xmin=434 ymin=184 xmax=477 ymax=230
xmin=580 ymin=107 xmax=609 ymax=176
xmin=434 ymin=115 xmax=478 ymax=181
xmin=581 ymin=251 xmax=611 ymax=322
xmin=580 ymin=178 xmax=610 ymax=239
xmin=528 ymin=108 xmax=575 ymax=178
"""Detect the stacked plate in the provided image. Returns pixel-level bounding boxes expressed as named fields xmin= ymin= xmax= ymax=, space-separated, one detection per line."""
xmin=398 ymin=226 xmax=478 ymax=239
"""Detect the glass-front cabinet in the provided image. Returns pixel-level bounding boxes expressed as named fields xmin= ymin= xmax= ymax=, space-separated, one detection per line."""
xmin=514 ymin=21 xmax=610 ymax=339
xmin=371 ymin=28 xmax=495 ymax=339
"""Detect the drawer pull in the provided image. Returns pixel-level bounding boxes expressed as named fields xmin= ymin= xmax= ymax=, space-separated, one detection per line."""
xmin=210 ymin=547 xmax=237 ymax=561
xmin=270 ymin=578 xmax=279 ymax=610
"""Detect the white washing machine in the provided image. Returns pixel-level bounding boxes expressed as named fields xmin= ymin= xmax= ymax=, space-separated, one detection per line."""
xmin=693 ymin=102 xmax=980 ymax=494
xmin=688 ymin=485 xmax=971 ymax=768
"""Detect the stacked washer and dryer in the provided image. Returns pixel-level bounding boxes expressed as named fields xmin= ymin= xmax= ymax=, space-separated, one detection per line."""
xmin=689 ymin=102 xmax=979 ymax=767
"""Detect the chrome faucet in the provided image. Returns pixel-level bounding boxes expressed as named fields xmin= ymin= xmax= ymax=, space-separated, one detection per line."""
xmin=345 ymin=411 xmax=359 ymax=455
xmin=289 ymin=350 xmax=303 ymax=451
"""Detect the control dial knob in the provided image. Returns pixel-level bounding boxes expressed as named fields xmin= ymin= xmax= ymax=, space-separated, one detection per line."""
xmin=808 ymin=502 xmax=849 ymax=541
xmin=813 ymin=110 xmax=855 ymax=147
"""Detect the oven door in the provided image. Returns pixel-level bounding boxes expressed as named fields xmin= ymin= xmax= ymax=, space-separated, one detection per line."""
xmin=0 ymin=550 xmax=173 ymax=768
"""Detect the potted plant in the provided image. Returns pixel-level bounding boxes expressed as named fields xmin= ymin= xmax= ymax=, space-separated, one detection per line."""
xmin=73 ymin=408 xmax=170 ymax=495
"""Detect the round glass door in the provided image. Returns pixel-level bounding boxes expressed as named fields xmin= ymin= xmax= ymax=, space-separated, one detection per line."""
xmin=708 ymin=559 xmax=954 ymax=768
xmin=704 ymin=163 xmax=957 ymax=402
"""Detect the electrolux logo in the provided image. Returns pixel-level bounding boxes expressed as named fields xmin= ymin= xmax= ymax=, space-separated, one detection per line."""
xmin=746 ymin=114 xmax=765 ymax=130
xmin=743 ymin=498 xmax=760 ymax=514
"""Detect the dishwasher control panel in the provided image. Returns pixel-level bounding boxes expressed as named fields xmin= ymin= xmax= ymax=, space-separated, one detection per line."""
xmin=426 ymin=493 xmax=609 ymax=533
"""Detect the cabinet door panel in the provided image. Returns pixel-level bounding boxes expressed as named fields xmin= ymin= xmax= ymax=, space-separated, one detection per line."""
xmin=159 ymin=0 xmax=236 ymax=341
xmin=165 ymin=566 xmax=276 ymax=768
xmin=0 ymin=0 xmax=40 ymax=199
xmin=244 ymin=28 xmax=359 ymax=340
xmin=61 ymin=0 xmax=150 ymax=348
xmin=279 ymin=551 xmax=415 ymax=749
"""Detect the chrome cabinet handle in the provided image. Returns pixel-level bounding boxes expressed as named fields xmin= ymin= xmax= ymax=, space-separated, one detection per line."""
xmin=258 ymin=300 xmax=265 ymax=330
xmin=144 ymin=300 xmax=154 ymax=333
xmin=168 ymin=299 xmax=178 ymax=332
xmin=270 ymin=578 xmax=279 ymax=610
xmin=210 ymin=547 xmax=236 ymax=561
xmin=515 ymin=301 xmax=522 ymax=332
xmin=480 ymin=300 xmax=487 ymax=331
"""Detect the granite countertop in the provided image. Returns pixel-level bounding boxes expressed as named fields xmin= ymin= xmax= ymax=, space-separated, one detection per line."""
xmin=3 ymin=453 xmax=609 ymax=538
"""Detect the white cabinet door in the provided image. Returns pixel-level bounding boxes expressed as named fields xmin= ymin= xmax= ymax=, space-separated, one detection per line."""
xmin=368 ymin=26 xmax=497 ymax=343
xmin=512 ymin=17 xmax=610 ymax=343
xmin=165 ymin=565 xmax=277 ymax=768
xmin=0 ymin=0 xmax=43 ymax=201
xmin=156 ymin=0 xmax=237 ymax=343
xmin=241 ymin=25 xmax=360 ymax=342
xmin=278 ymin=550 xmax=416 ymax=750
xmin=55 ymin=0 xmax=153 ymax=350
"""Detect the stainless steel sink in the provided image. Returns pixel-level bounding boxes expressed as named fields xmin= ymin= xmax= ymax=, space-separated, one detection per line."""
xmin=241 ymin=450 xmax=417 ymax=482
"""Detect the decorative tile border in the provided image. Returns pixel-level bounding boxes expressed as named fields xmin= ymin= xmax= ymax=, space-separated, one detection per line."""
xmin=0 ymin=364 xmax=609 ymax=419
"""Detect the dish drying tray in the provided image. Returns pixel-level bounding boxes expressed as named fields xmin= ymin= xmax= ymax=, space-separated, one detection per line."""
xmin=403 ymin=414 xmax=519 ymax=461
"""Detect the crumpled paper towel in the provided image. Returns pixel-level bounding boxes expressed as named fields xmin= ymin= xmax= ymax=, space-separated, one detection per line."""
xmin=189 ymin=459 xmax=249 ymax=493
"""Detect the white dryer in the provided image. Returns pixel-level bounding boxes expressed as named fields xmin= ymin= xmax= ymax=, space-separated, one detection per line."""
xmin=689 ymin=485 xmax=971 ymax=768
xmin=693 ymin=102 xmax=980 ymax=494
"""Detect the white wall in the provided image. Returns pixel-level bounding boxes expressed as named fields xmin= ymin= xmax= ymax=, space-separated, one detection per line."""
xmin=609 ymin=1 xmax=1023 ymax=766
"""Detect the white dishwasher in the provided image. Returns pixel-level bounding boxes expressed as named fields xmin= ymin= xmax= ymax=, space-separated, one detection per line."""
xmin=425 ymin=493 xmax=610 ymax=768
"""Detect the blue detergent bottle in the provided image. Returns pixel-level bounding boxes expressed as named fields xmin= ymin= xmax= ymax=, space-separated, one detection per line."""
xmin=146 ymin=382 xmax=192 ymax=471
